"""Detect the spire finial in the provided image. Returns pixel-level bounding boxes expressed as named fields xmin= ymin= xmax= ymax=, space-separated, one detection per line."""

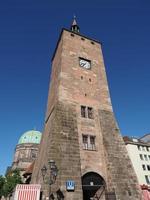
xmin=71 ymin=15 xmax=80 ymax=33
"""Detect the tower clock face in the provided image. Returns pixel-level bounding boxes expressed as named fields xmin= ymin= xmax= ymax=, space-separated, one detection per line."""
xmin=79 ymin=58 xmax=91 ymax=69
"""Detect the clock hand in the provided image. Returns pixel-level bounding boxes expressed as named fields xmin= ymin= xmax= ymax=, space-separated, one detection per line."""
xmin=82 ymin=62 xmax=86 ymax=66
xmin=81 ymin=62 xmax=85 ymax=67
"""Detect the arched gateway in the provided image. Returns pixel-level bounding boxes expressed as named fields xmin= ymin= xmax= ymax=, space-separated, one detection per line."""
xmin=82 ymin=172 xmax=106 ymax=200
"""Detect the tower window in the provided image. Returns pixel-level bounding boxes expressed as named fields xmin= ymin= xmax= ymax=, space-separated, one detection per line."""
xmin=88 ymin=107 xmax=94 ymax=119
xmin=89 ymin=78 xmax=91 ymax=82
xmin=80 ymin=106 xmax=94 ymax=119
xmin=90 ymin=136 xmax=96 ymax=150
xmin=81 ymin=106 xmax=86 ymax=118
xmin=70 ymin=33 xmax=74 ymax=37
xmin=81 ymin=37 xmax=85 ymax=41
xmin=82 ymin=135 xmax=88 ymax=150
xmin=91 ymin=41 xmax=95 ymax=45
xmin=82 ymin=135 xmax=96 ymax=151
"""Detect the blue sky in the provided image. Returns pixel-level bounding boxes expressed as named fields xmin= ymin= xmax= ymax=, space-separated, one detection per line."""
xmin=0 ymin=0 xmax=150 ymax=175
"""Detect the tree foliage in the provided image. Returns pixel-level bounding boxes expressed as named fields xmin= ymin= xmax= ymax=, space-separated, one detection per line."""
xmin=0 ymin=169 xmax=22 ymax=198
xmin=0 ymin=176 xmax=5 ymax=198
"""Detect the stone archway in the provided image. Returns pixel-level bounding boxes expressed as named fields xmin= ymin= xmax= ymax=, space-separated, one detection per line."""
xmin=82 ymin=172 xmax=106 ymax=200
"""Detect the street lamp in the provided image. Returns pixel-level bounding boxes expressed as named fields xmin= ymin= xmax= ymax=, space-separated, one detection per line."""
xmin=48 ymin=160 xmax=58 ymax=184
xmin=41 ymin=160 xmax=58 ymax=199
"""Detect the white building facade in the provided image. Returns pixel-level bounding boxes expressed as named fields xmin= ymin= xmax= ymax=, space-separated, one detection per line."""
xmin=124 ymin=135 xmax=150 ymax=186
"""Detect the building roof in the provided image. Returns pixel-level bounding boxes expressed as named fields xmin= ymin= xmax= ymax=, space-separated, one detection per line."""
xmin=140 ymin=133 xmax=150 ymax=143
xmin=18 ymin=130 xmax=42 ymax=144
xmin=123 ymin=136 xmax=150 ymax=146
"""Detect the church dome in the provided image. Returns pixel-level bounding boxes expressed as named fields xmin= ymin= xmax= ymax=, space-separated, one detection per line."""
xmin=18 ymin=130 xmax=42 ymax=144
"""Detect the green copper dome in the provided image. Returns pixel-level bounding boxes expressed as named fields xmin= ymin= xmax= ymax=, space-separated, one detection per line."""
xmin=18 ymin=130 xmax=42 ymax=144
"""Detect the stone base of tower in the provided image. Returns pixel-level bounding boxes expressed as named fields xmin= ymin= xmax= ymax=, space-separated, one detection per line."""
xmin=32 ymin=103 xmax=142 ymax=200
xmin=99 ymin=109 xmax=142 ymax=200
xmin=31 ymin=102 xmax=83 ymax=200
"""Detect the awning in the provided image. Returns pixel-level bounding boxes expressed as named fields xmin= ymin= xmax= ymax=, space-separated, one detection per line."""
xmin=142 ymin=190 xmax=150 ymax=200
xmin=14 ymin=184 xmax=41 ymax=200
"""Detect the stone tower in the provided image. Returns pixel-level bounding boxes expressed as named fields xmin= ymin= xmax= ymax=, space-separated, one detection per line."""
xmin=31 ymin=18 xmax=142 ymax=200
